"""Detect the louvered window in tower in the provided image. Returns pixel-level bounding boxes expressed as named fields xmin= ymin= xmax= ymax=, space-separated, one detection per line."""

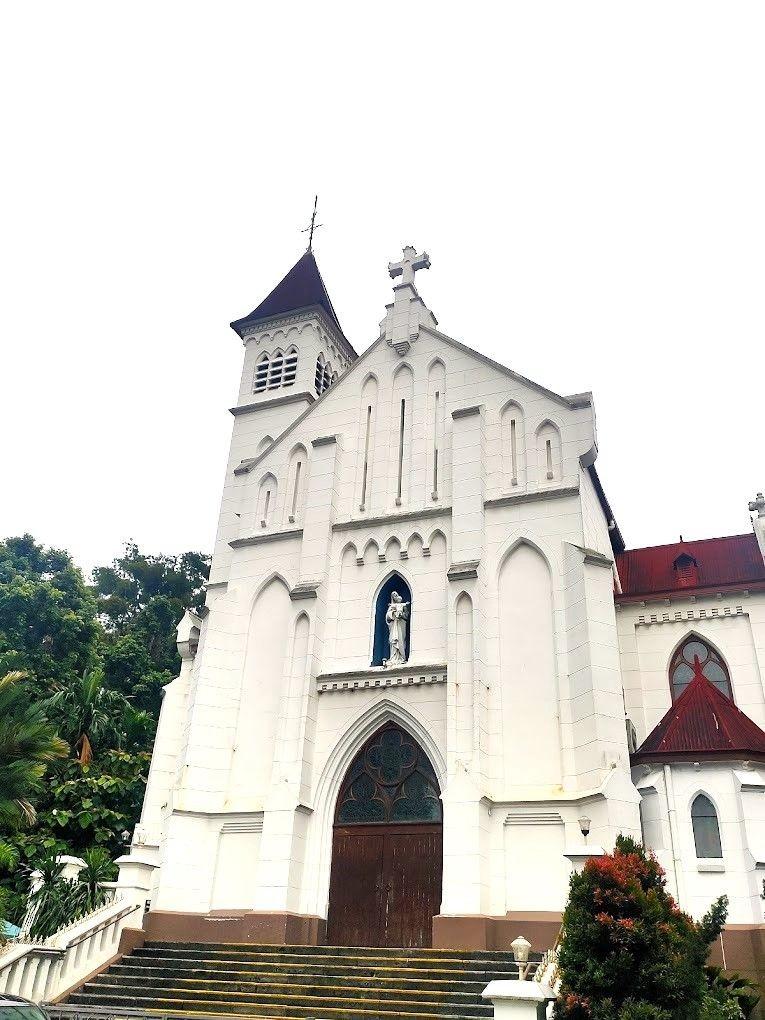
xmin=673 ymin=552 xmax=699 ymax=589
xmin=315 ymin=353 xmax=334 ymax=395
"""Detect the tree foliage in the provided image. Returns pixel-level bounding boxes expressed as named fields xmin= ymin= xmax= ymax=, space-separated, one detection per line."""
xmin=0 ymin=535 xmax=208 ymax=930
xmin=553 ymin=836 xmax=729 ymax=1020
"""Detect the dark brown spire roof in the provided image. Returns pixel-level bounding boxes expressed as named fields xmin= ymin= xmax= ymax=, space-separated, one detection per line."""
xmin=230 ymin=250 xmax=346 ymax=341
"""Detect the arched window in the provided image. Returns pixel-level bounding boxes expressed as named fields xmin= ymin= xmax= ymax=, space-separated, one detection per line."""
xmin=315 ymin=354 xmax=334 ymax=395
xmin=670 ymin=636 xmax=732 ymax=702
xmin=691 ymin=794 xmax=722 ymax=858
xmin=372 ymin=573 xmax=412 ymax=667
xmin=254 ymin=347 xmax=299 ymax=393
xmin=334 ymin=722 xmax=442 ymax=824
xmin=254 ymin=352 xmax=270 ymax=392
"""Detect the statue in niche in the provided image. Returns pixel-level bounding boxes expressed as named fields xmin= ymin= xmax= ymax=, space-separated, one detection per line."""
xmin=384 ymin=591 xmax=410 ymax=667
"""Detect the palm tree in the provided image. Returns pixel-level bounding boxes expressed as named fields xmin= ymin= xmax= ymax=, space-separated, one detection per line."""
xmin=46 ymin=667 xmax=127 ymax=764
xmin=0 ymin=671 xmax=68 ymax=828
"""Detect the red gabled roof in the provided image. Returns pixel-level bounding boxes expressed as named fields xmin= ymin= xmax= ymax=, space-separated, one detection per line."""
xmin=616 ymin=533 xmax=765 ymax=601
xmin=633 ymin=667 xmax=765 ymax=764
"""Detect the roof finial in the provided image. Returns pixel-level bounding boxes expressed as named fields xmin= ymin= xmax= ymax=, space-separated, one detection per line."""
xmin=301 ymin=195 xmax=323 ymax=252
xmin=388 ymin=245 xmax=430 ymax=288
xmin=749 ymin=492 xmax=765 ymax=518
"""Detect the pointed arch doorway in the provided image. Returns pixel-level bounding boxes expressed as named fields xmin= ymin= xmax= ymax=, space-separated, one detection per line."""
xmin=326 ymin=722 xmax=443 ymax=948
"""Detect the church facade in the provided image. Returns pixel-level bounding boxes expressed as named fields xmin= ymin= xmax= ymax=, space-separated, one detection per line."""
xmin=118 ymin=246 xmax=765 ymax=964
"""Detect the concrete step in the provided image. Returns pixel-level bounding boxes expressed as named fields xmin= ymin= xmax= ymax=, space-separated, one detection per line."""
xmin=143 ymin=941 xmax=519 ymax=963
xmin=67 ymin=988 xmax=490 ymax=1019
xmin=100 ymin=966 xmax=500 ymax=994
xmin=111 ymin=955 xmax=517 ymax=983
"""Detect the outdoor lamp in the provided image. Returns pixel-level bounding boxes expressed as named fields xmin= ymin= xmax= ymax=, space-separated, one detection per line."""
xmin=511 ymin=935 xmax=532 ymax=980
xmin=578 ymin=815 xmax=591 ymax=841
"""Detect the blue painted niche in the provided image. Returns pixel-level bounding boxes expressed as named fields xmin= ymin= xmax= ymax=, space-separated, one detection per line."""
xmin=371 ymin=573 xmax=412 ymax=666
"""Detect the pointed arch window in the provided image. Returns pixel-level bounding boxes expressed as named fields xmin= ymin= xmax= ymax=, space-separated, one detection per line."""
xmin=254 ymin=347 xmax=298 ymax=393
xmin=691 ymin=794 xmax=722 ymax=858
xmin=315 ymin=353 xmax=334 ymax=395
xmin=335 ymin=723 xmax=442 ymax=825
xmin=670 ymin=636 xmax=732 ymax=702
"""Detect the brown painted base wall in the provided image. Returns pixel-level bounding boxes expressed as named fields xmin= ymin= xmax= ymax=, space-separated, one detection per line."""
xmin=708 ymin=925 xmax=765 ymax=1020
xmin=144 ymin=909 xmax=325 ymax=946
xmin=433 ymin=912 xmax=563 ymax=953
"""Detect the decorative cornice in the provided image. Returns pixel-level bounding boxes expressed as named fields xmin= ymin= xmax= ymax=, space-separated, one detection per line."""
xmin=625 ymin=604 xmax=748 ymax=627
xmin=332 ymin=505 xmax=451 ymax=533
xmin=230 ymin=527 xmax=303 ymax=549
xmin=290 ymin=581 xmax=320 ymax=601
xmin=230 ymin=391 xmax=314 ymax=417
xmin=484 ymin=485 xmax=579 ymax=509
xmin=317 ymin=663 xmax=447 ymax=694
xmin=448 ymin=560 xmax=480 ymax=581
xmin=311 ymin=434 xmax=338 ymax=448
xmin=240 ymin=304 xmax=357 ymax=363
xmin=452 ymin=404 xmax=483 ymax=420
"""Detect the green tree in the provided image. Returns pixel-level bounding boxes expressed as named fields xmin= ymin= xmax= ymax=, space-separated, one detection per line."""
xmin=94 ymin=543 xmax=209 ymax=716
xmin=553 ymin=835 xmax=728 ymax=1020
xmin=0 ymin=671 xmax=68 ymax=827
xmin=46 ymin=666 xmax=131 ymax=764
xmin=0 ymin=536 xmax=100 ymax=699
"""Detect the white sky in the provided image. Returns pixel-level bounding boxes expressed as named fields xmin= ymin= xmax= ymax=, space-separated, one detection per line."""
xmin=2 ymin=2 xmax=763 ymax=576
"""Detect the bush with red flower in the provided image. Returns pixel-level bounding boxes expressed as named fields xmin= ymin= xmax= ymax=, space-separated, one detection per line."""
xmin=553 ymin=835 xmax=728 ymax=1020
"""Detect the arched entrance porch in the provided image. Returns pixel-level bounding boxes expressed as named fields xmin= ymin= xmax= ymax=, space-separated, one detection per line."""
xmin=326 ymin=721 xmax=443 ymax=948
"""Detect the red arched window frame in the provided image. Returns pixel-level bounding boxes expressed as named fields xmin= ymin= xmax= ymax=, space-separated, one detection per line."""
xmin=669 ymin=636 xmax=732 ymax=703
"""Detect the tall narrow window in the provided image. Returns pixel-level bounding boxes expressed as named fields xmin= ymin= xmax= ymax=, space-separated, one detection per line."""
xmin=692 ymin=794 xmax=722 ymax=858
xmin=283 ymin=347 xmax=298 ymax=385
xmin=360 ymin=405 xmax=372 ymax=511
xmin=396 ymin=398 xmax=406 ymax=505
xmin=670 ymin=636 xmax=732 ymax=702
xmin=261 ymin=489 xmax=271 ymax=527
xmin=545 ymin=439 xmax=553 ymax=479
xmin=536 ymin=421 xmax=560 ymax=484
xmin=510 ymin=419 xmax=518 ymax=485
xmin=268 ymin=352 xmax=284 ymax=389
xmin=290 ymin=461 xmax=302 ymax=522
xmin=254 ymin=353 xmax=270 ymax=392
xmin=432 ymin=391 xmax=440 ymax=498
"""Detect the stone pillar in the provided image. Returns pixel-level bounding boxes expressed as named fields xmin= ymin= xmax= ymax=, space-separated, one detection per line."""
xmin=482 ymin=980 xmax=556 ymax=1020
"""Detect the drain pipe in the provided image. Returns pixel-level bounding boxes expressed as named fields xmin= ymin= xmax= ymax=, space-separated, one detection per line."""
xmin=664 ymin=764 xmax=685 ymax=906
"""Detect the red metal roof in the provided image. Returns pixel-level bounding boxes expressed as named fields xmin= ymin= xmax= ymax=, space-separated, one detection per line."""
xmin=633 ymin=667 xmax=765 ymax=764
xmin=616 ymin=534 xmax=765 ymax=601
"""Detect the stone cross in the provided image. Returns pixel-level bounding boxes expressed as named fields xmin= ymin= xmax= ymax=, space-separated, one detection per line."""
xmin=750 ymin=492 xmax=765 ymax=518
xmin=388 ymin=246 xmax=431 ymax=287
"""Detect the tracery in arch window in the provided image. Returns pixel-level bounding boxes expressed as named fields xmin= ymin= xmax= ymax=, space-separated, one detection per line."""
xmin=334 ymin=723 xmax=442 ymax=825
xmin=670 ymin=636 xmax=732 ymax=702
xmin=254 ymin=347 xmax=298 ymax=393
xmin=691 ymin=794 xmax=722 ymax=858
xmin=315 ymin=353 xmax=334 ymax=395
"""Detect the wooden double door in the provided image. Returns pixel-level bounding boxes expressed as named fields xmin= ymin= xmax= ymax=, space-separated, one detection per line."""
xmin=327 ymin=823 xmax=442 ymax=948
xmin=325 ymin=723 xmax=443 ymax=949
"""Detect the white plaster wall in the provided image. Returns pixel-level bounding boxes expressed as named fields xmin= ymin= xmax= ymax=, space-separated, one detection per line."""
xmin=636 ymin=764 xmax=765 ymax=924
xmin=144 ymin=304 xmax=647 ymax=920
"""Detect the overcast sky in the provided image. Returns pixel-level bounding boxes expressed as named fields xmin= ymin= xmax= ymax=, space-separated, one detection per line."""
xmin=2 ymin=3 xmax=763 ymax=576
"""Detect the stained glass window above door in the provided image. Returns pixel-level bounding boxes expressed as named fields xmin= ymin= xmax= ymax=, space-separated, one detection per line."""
xmin=669 ymin=636 xmax=733 ymax=702
xmin=335 ymin=723 xmax=442 ymax=825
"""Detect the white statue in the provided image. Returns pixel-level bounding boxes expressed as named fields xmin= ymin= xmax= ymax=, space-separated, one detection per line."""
xmin=384 ymin=590 xmax=410 ymax=666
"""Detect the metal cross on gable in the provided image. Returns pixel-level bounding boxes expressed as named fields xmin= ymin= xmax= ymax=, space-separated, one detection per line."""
xmin=388 ymin=245 xmax=431 ymax=287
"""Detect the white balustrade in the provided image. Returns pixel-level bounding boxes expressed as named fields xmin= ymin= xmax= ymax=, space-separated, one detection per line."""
xmin=0 ymin=897 xmax=144 ymax=1004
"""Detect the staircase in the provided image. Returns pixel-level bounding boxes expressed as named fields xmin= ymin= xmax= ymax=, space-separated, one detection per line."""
xmin=58 ymin=940 xmax=536 ymax=1019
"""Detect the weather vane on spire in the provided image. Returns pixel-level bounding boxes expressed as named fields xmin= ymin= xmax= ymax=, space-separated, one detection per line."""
xmin=302 ymin=195 xmax=323 ymax=251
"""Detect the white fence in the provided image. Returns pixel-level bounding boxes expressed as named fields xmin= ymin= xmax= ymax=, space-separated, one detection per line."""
xmin=0 ymin=897 xmax=143 ymax=1004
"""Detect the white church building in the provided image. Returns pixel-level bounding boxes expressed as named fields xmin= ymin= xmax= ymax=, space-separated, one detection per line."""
xmin=118 ymin=245 xmax=765 ymax=976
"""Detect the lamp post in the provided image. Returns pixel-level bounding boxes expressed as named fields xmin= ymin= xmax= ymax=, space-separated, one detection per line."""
xmin=511 ymin=936 xmax=533 ymax=981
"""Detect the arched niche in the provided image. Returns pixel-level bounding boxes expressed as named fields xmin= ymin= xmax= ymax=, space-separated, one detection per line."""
xmin=372 ymin=572 xmax=412 ymax=666
xmin=357 ymin=374 xmax=379 ymax=512
xmin=536 ymin=420 xmax=561 ymax=483
xmin=287 ymin=444 xmax=308 ymax=523
xmin=501 ymin=400 xmax=525 ymax=488
xmin=257 ymin=472 xmax=278 ymax=527
xmin=498 ymin=541 xmax=561 ymax=786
